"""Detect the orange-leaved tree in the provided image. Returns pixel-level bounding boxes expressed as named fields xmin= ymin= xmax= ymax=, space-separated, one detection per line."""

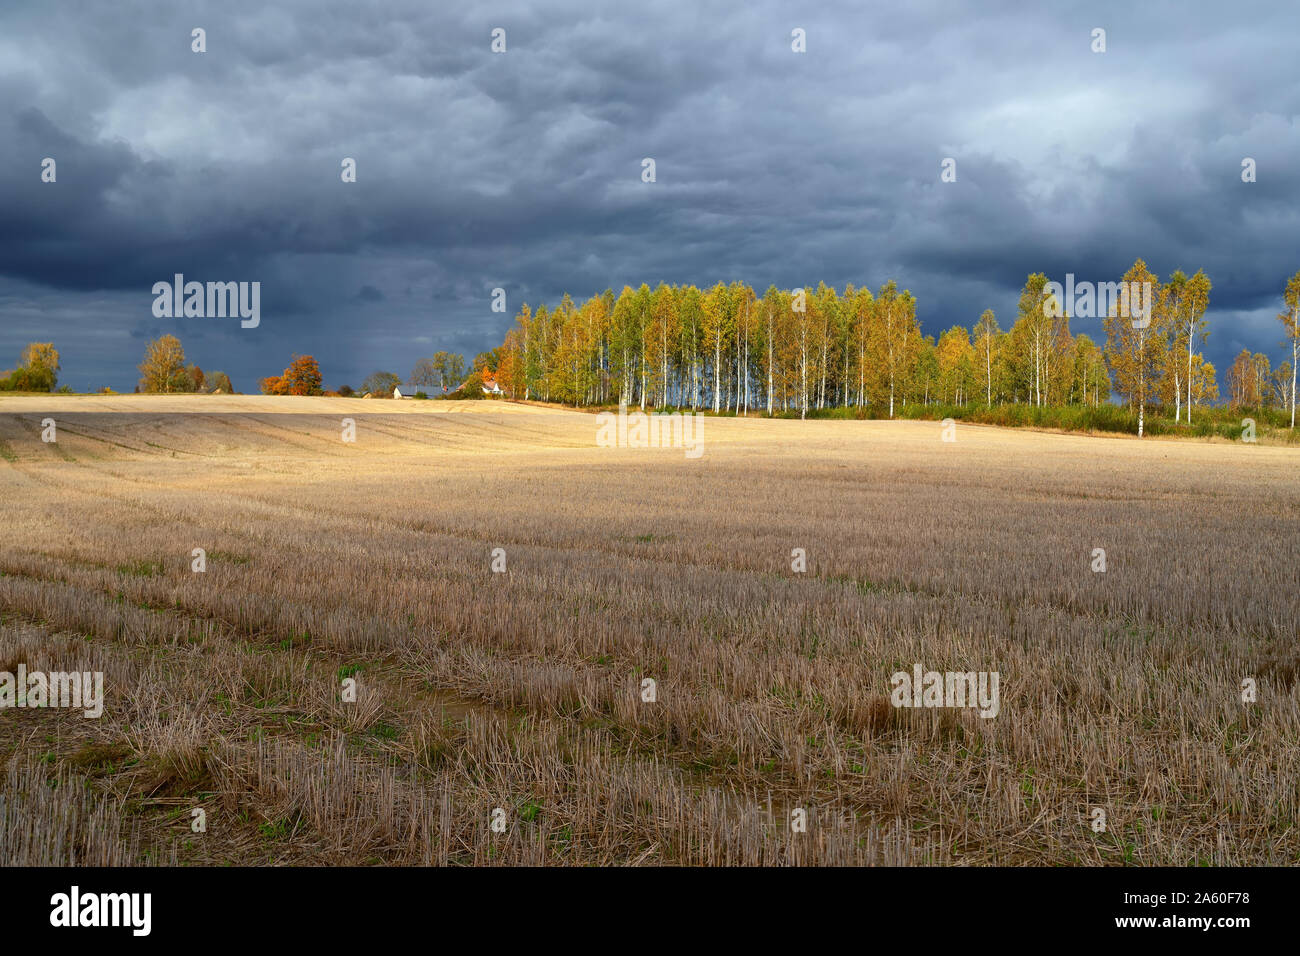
xmin=261 ymin=355 xmax=323 ymax=395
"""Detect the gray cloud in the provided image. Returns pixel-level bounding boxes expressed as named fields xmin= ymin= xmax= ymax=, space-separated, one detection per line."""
xmin=1 ymin=0 xmax=1298 ymax=390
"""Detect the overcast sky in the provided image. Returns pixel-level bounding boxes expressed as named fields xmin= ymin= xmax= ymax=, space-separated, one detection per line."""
xmin=2 ymin=1 xmax=1298 ymax=391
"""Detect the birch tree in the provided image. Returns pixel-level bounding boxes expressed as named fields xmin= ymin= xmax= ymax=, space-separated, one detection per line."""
xmin=1017 ymin=274 xmax=1053 ymax=406
xmin=974 ymin=309 xmax=998 ymax=405
xmin=701 ymin=283 xmax=732 ymax=413
xmin=872 ymin=280 xmax=920 ymax=417
xmin=1280 ymin=271 xmax=1300 ymax=428
xmin=1174 ymin=269 xmax=1211 ymax=424
xmin=1103 ymin=259 xmax=1164 ymax=437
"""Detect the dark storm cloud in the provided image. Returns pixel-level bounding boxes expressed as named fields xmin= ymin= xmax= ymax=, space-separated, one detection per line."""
xmin=1 ymin=0 xmax=1297 ymax=390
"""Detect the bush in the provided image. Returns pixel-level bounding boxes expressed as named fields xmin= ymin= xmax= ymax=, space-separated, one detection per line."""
xmin=0 ymin=365 xmax=56 ymax=392
xmin=448 ymin=370 xmax=487 ymax=399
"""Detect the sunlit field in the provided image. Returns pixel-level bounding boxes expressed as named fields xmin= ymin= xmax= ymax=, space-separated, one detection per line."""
xmin=1 ymin=395 xmax=1297 ymax=865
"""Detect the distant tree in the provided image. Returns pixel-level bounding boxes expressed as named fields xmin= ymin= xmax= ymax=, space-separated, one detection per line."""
xmin=914 ymin=334 xmax=938 ymax=404
xmin=1072 ymin=334 xmax=1110 ymax=407
xmin=1174 ymin=270 xmax=1211 ymax=424
xmin=935 ymin=325 xmax=974 ymax=405
xmin=417 ymin=352 xmax=466 ymax=392
xmin=1253 ymin=353 xmax=1274 ymax=407
xmin=20 ymin=343 xmax=60 ymax=391
xmin=1189 ymin=355 xmax=1218 ymax=412
xmin=260 ymin=355 xmax=323 ymax=395
xmin=974 ymin=309 xmax=999 ymax=405
xmin=206 ymin=371 xmax=233 ymax=393
xmin=450 ymin=353 xmax=467 ymax=388
xmin=441 ymin=352 xmax=467 ymax=390
xmin=138 ymin=335 xmax=187 ymax=393
xmin=177 ymin=364 xmax=205 ymax=393
xmin=702 ymin=283 xmax=733 ymax=413
xmin=1103 ymin=259 xmax=1165 ymax=437
xmin=337 ymin=384 xmax=355 ymax=397
xmin=410 ymin=357 xmax=439 ymax=388
xmin=1270 ymin=361 xmax=1293 ymax=410
xmin=1014 ymin=273 xmax=1055 ymax=407
xmin=361 ymin=370 xmax=400 ymax=397
xmin=1227 ymin=349 xmax=1264 ymax=408
xmin=870 ymin=279 xmax=919 ymax=418
xmin=0 ymin=343 xmax=59 ymax=392
xmin=1280 ymin=272 xmax=1300 ymax=427
xmin=496 ymin=330 xmax=524 ymax=399
xmin=280 ymin=355 xmax=323 ymax=395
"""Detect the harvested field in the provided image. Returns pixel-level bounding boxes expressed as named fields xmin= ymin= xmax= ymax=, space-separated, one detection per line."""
xmin=1 ymin=394 xmax=1297 ymax=865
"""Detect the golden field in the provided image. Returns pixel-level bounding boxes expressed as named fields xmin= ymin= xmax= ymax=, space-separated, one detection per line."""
xmin=1 ymin=394 xmax=1297 ymax=865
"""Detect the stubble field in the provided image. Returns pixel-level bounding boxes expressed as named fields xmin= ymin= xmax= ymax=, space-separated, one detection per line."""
xmin=1 ymin=394 xmax=1297 ymax=866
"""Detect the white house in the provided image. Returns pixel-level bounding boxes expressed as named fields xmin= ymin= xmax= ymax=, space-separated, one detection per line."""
xmin=393 ymin=384 xmax=428 ymax=399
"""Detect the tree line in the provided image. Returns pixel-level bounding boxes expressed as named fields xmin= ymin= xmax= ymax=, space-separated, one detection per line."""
xmin=483 ymin=262 xmax=1300 ymax=433
xmin=8 ymin=265 xmax=1299 ymax=430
